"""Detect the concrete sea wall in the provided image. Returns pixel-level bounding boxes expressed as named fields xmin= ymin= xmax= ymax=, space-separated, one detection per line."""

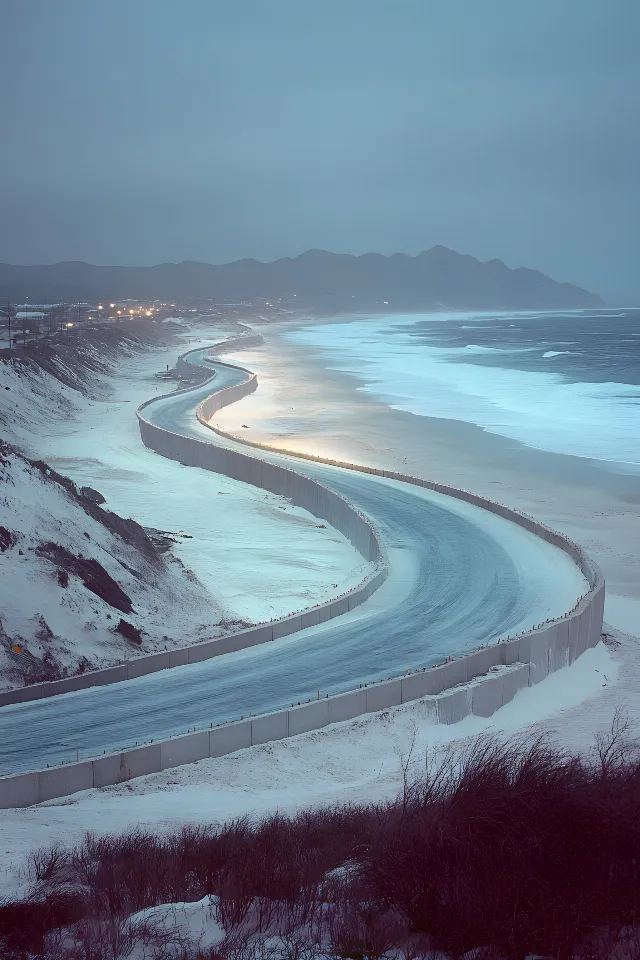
xmin=0 ymin=660 xmax=531 ymax=809
xmin=0 ymin=341 xmax=605 ymax=807
xmin=0 ymin=342 xmax=385 ymax=709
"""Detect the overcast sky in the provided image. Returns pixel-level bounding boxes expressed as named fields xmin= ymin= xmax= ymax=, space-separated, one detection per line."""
xmin=1 ymin=0 xmax=638 ymax=302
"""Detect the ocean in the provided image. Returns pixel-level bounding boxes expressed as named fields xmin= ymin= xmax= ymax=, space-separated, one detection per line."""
xmin=287 ymin=308 xmax=640 ymax=469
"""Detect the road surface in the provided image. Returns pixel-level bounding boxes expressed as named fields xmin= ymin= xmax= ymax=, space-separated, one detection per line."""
xmin=0 ymin=347 xmax=587 ymax=774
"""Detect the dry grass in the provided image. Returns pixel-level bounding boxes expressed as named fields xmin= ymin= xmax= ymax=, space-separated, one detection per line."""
xmin=2 ymin=716 xmax=640 ymax=959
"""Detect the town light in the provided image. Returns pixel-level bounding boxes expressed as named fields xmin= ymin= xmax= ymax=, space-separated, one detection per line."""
xmin=109 ymin=303 xmax=115 ymax=308
xmin=66 ymin=322 xmax=73 ymax=328
xmin=129 ymin=309 xmax=135 ymax=315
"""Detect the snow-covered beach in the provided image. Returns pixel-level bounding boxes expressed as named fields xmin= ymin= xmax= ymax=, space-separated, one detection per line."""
xmin=0 ymin=309 xmax=637 ymax=927
xmin=0 ymin=322 xmax=370 ymax=684
xmin=213 ymin=311 xmax=640 ymax=624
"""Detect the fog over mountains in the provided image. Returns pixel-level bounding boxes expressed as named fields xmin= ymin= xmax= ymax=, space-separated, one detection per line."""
xmin=0 ymin=247 xmax=602 ymax=310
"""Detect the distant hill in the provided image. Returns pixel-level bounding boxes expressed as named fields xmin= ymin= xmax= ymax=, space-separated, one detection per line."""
xmin=0 ymin=247 xmax=603 ymax=310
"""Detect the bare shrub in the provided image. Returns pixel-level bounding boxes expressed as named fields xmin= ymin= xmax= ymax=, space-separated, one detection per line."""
xmin=47 ymin=914 xmax=170 ymax=960
xmin=5 ymin=723 xmax=640 ymax=959
xmin=0 ymin=891 xmax=87 ymax=955
xmin=29 ymin=843 xmax=66 ymax=885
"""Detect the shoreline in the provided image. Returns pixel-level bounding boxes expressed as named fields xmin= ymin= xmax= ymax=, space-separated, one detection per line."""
xmin=0 ymin=320 xmax=372 ymax=674
xmin=212 ymin=320 xmax=640 ymax=614
xmin=0 ymin=340 xmax=601 ymax=801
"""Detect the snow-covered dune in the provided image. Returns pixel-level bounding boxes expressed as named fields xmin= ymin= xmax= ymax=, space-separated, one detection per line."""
xmin=0 ymin=440 xmax=219 ymax=688
xmin=0 ymin=321 xmax=370 ymax=689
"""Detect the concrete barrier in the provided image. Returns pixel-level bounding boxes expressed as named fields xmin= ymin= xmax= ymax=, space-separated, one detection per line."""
xmin=92 ymin=753 xmax=124 ymax=789
xmin=366 ymin=679 xmax=402 ymax=712
xmin=460 ymin=646 xmax=502 ymax=682
xmin=0 ymin=343 xmax=386 ymax=711
xmin=187 ymin=641 xmax=223 ymax=664
xmin=272 ymin=616 xmax=303 ymax=640
xmin=328 ymin=689 xmax=367 ymax=723
xmin=316 ymin=603 xmax=335 ymax=624
xmin=500 ymin=638 xmax=521 ymax=666
xmin=169 ymin=648 xmax=190 ymax=668
xmin=328 ymin=597 xmax=350 ymax=618
xmin=0 ymin=647 xmax=596 ymax=808
xmin=127 ymin=652 xmax=172 ymax=679
xmin=401 ymin=671 xmax=439 ymax=702
xmin=429 ymin=659 xmax=468 ymax=694
xmin=548 ymin=621 xmax=570 ymax=673
xmin=38 ymin=761 xmax=94 ymax=803
xmin=209 ymin=720 xmax=252 ymax=757
xmin=289 ymin=700 xmax=330 ymax=736
xmin=470 ymin=673 xmax=505 ymax=717
xmin=437 ymin=688 xmax=471 ymax=725
xmin=0 ymin=771 xmax=39 ymax=808
xmin=0 ymin=341 xmax=606 ymax=808
xmin=568 ymin=612 xmax=586 ymax=664
xmin=518 ymin=631 xmax=551 ymax=685
xmin=0 ymin=667 xmax=127 ymax=707
xmin=160 ymin=731 xmax=209 ymax=771
xmin=121 ymin=743 xmax=162 ymax=780
xmin=500 ymin=663 xmax=530 ymax=705
xmin=251 ymin=710 xmax=289 ymax=745
xmin=591 ymin=582 xmax=605 ymax=643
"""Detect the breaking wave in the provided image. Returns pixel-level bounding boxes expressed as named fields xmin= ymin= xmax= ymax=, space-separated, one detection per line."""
xmin=288 ymin=314 xmax=640 ymax=467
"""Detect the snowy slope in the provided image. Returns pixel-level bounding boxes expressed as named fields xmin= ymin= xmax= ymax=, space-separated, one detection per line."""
xmin=0 ymin=320 xmax=370 ymax=688
xmin=0 ymin=439 xmax=217 ymax=688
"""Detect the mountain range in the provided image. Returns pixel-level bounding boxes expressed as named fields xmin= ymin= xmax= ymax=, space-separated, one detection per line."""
xmin=0 ymin=247 xmax=602 ymax=310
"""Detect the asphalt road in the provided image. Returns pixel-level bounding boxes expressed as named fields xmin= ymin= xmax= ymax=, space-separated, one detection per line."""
xmin=0 ymin=347 xmax=586 ymax=774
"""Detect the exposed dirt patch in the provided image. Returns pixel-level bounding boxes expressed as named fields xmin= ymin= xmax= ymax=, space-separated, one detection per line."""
xmin=0 ymin=526 xmax=14 ymax=552
xmin=27 ymin=457 xmax=161 ymax=564
xmin=115 ymin=618 xmax=142 ymax=645
xmin=36 ymin=542 xmax=133 ymax=614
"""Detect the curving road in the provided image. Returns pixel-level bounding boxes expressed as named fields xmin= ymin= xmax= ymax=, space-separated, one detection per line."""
xmin=0 ymin=347 xmax=587 ymax=775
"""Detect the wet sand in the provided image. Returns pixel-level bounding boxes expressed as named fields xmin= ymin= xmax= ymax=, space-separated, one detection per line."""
xmin=210 ymin=320 xmax=640 ymax=609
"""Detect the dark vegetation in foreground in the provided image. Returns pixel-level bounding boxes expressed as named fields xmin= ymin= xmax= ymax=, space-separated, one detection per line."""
xmin=2 ymin=720 xmax=640 ymax=959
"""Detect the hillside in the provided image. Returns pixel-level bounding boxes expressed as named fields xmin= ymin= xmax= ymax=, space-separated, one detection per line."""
xmin=0 ymin=247 xmax=602 ymax=310
xmin=0 ymin=322 xmax=222 ymax=689
xmin=0 ymin=440 xmax=219 ymax=688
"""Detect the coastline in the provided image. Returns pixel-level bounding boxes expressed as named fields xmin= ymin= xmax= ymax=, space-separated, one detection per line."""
xmin=212 ymin=320 xmax=640 ymax=617
xmin=0 ymin=314 xmax=629 ymax=893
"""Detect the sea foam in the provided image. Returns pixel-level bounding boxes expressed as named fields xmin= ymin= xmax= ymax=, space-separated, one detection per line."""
xmin=288 ymin=314 xmax=639 ymax=467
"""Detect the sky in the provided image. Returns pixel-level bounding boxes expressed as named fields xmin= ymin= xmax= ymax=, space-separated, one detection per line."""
xmin=1 ymin=0 xmax=639 ymax=303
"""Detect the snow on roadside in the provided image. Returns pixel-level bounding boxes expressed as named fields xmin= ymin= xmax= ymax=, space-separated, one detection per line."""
xmin=0 ymin=636 xmax=628 ymax=901
xmin=2 ymin=320 xmax=634 ymax=916
xmin=0 ymin=324 xmax=370 ymax=627
xmin=0 ymin=440 xmax=216 ymax=687
xmin=128 ymin=897 xmax=225 ymax=959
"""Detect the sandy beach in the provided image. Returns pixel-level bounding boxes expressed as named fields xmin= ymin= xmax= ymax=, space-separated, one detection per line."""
xmin=0 ymin=313 xmax=637 ymax=898
xmin=212 ymin=319 xmax=640 ymax=627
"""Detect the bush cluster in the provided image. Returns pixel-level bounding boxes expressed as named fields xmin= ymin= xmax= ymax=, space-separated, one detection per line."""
xmin=2 ymin=719 xmax=640 ymax=959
